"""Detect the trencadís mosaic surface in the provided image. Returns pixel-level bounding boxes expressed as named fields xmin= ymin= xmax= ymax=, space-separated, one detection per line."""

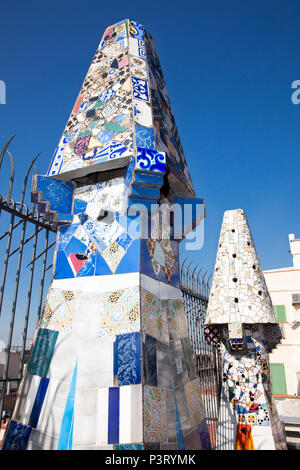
xmin=3 ymin=20 xmax=207 ymax=451
xmin=204 ymin=209 xmax=286 ymax=450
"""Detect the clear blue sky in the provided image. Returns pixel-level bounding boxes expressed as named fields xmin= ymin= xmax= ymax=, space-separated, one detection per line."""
xmin=1 ymin=0 xmax=300 ymax=280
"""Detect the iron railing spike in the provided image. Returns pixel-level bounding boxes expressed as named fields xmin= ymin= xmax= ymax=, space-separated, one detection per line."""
xmin=20 ymin=152 xmax=42 ymax=211
xmin=4 ymin=151 xmax=15 ymax=203
xmin=0 ymin=135 xmax=16 ymax=170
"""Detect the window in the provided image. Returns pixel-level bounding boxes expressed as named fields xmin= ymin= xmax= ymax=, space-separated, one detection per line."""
xmin=274 ymin=305 xmax=287 ymax=322
xmin=297 ymin=373 xmax=300 ymax=396
xmin=270 ymin=363 xmax=287 ymax=395
xmin=294 ymin=305 xmax=300 ymax=322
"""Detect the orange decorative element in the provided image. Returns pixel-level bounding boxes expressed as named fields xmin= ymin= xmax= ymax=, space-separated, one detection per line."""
xmin=73 ymin=96 xmax=83 ymax=115
xmin=235 ymin=424 xmax=255 ymax=450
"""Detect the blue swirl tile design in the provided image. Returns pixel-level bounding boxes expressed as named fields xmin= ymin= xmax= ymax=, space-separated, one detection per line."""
xmin=137 ymin=147 xmax=166 ymax=172
xmin=114 ymin=332 xmax=141 ymax=385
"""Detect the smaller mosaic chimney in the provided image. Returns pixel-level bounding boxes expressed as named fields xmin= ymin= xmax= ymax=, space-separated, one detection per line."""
xmin=204 ymin=209 xmax=287 ymax=450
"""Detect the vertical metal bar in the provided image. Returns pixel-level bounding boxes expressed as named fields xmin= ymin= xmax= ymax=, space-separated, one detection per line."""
xmin=0 ymin=208 xmax=16 ymax=317
xmin=36 ymin=229 xmax=49 ymax=325
xmin=0 ymin=218 xmax=30 ymax=419
xmin=181 ymin=263 xmax=223 ymax=450
xmin=18 ymin=215 xmax=40 ymax=379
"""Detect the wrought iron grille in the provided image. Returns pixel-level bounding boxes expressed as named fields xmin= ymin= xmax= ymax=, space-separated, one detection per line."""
xmin=0 ymin=137 xmax=56 ymax=429
xmin=180 ymin=259 xmax=222 ymax=449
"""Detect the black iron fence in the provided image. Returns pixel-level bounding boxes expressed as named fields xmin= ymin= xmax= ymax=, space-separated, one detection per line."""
xmin=180 ymin=259 xmax=222 ymax=449
xmin=0 ymin=137 xmax=56 ymax=425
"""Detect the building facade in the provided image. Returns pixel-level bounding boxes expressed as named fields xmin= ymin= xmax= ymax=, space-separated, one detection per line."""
xmin=264 ymin=234 xmax=300 ymax=448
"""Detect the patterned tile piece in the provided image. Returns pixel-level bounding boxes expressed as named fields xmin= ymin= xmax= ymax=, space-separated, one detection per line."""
xmin=168 ymin=300 xmax=188 ymax=339
xmin=144 ymin=386 xmax=167 ymax=443
xmin=114 ymin=332 xmax=141 ymax=386
xmin=235 ymin=424 xmax=255 ymax=450
xmin=184 ymin=379 xmax=205 ymax=427
xmin=136 ymin=147 xmax=166 ymax=172
xmin=40 ymin=288 xmax=76 ymax=336
xmin=129 ymin=21 xmax=144 ymax=40
xmin=2 ymin=421 xmax=31 ymax=450
xmin=135 ymin=124 xmax=155 ymax=149
xmin=131 ymin=76 xmax=150 ymax=102
xmin=141 ymin=289 xmax=163 ymax=341
xmin=114 ymin=444 xmax=143 ymax=450
xmin=100 ymin=287 xmax=140 ymax=337
xmin=28 ymin=329 xmax=58 ymax=377
xmin=143 ymin=335 xmax=157 ymax=387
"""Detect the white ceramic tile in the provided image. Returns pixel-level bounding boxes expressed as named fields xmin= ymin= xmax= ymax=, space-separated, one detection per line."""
xmin=46 ymin=335 xmax=77 ymax=384
xmin=119 ymin=384 xmax=143 ymax=444
xmin=133 ymin=99 xmax=153 ymax=127
xmin=51 ymin=272 xmax=139 ymax=293
xmin=36 ymin=379 xmax=69 ymax=436
xmin=129 ymin=37 xmax=139 ymax=56
xmin=252 ymin=425 xmax=275 ymax=450
xmin=96 ymin=388 xmax=109 ymax=445
xmin=20 ymin=375 xmax=41 ymax=426
xmin=141 ymin=274 xmax=182 ymax=300
xmin=77 ymin=337 xmax=114 ymax=390
xmin=28 ymin=429 xmax=58 ymax=450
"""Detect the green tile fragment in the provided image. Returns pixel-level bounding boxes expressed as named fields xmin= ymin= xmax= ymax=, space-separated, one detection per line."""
xmin=104 ymin=122 xmax=127 ymax=133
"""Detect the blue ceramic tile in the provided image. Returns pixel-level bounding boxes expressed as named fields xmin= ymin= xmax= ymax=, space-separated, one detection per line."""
xmin=73 ymin=198 xmax=87 ymax=214
xmin=114 ymin=332 xmax=141 ymax=385
xmin=198 ymin=420 xmax=212 ymax=450
xmin=54 ymin=250 xmax=74 ymax=279
xmin=115 ymin=239 xmax=141 ymax=274
xmin=64 ymin=237 xmax=87 ymax=258
xmin=137 ymin=148 xmax=166 ymax=173
xmin=46 ymin=145 xmax=64 ymax=176
xmin=108 ymin=387 xmax=119 ymax=444
xmin=58 ymin=224 xmax=80 ymax=251
xmin=124 ymin=156 xmax=135 ymax=187
xmin=28 ymin=329 xmax=58 ymax=377
xmin=131 ymin=183 xmax=161 ymax=199
xmin=129 ymin=21 xmax=144 ymax=40
xmin=131 ymin=76 xmax=150 ymax=102
xmin=115 ymin=444 xmax=143 ymax=450
xmin=115 ymin=232 xmax=132 ymax=252
xmin=78 ymin=213 xmax=89 ymax=225
xmin=95 ymin=250 xmax=114 ymax=276
xmin=57 ymin=359 xmax=78 ymax=450
xmin=143 ymin=335 xmax=157 ymax=387
xmin=135 ymin=125 xmax=155 ymax=149
xmin=2 ymin=421 xmax=31 ymax=450
xmin=34 ymin=176 xmax=74 ymax=215
xmin=140 ymin=239 xmax=180 ymax=287
xmin=77 ymin=251 xmax=97 ymax=277
xmin=134 ymin=170 xmax=164 ymax=186
xmin=28 ymin=377 xmax=49 ymax=428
